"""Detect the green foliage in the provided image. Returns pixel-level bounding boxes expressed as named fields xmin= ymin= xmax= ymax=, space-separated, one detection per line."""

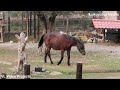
xmin=36 ymin=11 xmax=77 ymax=17
xmin=2 ymin=11 xmax=102 ymax=32
xmin=80 ymin=19 xmax=91 ymax=30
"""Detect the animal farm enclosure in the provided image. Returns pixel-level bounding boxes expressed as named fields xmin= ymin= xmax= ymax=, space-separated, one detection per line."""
xmin=1 ymin=11 xmax=120 ymax=79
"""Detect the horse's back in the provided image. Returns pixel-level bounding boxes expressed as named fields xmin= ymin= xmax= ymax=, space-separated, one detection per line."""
xmin=45 ymin=33 xmax=68 ymax=39
xmin=44 ymin=33 xmax=75 ymax=50
xmin=44 ymin=33 xmax=66 ymax=43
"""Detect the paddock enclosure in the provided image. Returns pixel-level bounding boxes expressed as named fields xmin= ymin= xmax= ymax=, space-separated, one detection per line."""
xmin=1 ymin=11 xmax=120 ymax=79
xmin=1 ymin=42 xmax=120 ymax=79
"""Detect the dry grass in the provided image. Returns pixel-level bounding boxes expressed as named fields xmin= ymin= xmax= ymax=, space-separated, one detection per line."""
xmin=0 ymin=42 xmax=120 ymax=79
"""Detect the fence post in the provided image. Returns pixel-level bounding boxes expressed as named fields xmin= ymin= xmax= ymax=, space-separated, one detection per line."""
xmin=76 ymin=63 xmax=82 ymax=79
xmin=1 ymin=73 xmax=7 ymax=79
xmin=23 ymin=64 xmax=30 ymax=79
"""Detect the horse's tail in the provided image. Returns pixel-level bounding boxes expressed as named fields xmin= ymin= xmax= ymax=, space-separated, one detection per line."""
xmin=38 ymin=34 xmax=45 ymax=48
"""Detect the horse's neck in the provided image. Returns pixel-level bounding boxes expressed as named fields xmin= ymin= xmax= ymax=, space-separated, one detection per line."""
xmin=72 ymin=36 xmax=83 ymax=45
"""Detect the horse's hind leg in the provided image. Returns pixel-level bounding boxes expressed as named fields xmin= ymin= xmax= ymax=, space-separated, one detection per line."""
xmin=57 ymin=49 xmax=64 ymax=65
xmin=47 ymin=48 xmax=54 ymax=64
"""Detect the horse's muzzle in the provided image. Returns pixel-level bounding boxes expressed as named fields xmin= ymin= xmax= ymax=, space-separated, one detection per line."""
xmin=81 ymin=51 xmax=86 ymax=55
xmin=79 ymin=49 xmax=86 ymax=55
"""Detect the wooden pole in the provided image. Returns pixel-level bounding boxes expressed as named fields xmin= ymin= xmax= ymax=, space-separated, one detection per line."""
xmin=76 ymin=63 xmax=82 ymax=79
xmin=103 ymin=29 xmax=105 ymax=42
xmin=8 ymin=16 xmax=10 ymax=41
xmin=23 ymin=64 xmax=30 ymax=79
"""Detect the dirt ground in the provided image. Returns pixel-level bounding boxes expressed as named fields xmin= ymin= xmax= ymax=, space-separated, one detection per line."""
xmin=0 ymin=42 xmax=120 ymax=79
xmin=0 ymin=42 xmax=120 ymax=56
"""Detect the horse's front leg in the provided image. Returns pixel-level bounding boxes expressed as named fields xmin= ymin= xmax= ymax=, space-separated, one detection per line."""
xmin=67 ymin=49 xmax=71 ymax=66
xmin=57 ymin=49 xmax=64 ymax=65
xmin=47 ymin=48 xmax=54 ymax=64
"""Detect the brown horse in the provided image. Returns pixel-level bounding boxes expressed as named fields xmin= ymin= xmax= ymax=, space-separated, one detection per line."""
xmin=38 ymin=33 xmax=86 ymax=66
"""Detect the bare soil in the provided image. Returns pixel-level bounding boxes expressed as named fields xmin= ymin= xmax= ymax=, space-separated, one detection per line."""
xmin=0 ymin=42 xmax=120 ymax=56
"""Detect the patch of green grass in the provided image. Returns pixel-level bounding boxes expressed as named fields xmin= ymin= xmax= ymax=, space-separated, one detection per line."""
xmin=1 ymin=45 xmax=120 ymax=79
xmin=31 ymin=74 xmax=75 ymax=79
xmin=83 ymin=72 xmax=120 ymax=79
xmin=84 ymin=52 xmax=120 ymax=72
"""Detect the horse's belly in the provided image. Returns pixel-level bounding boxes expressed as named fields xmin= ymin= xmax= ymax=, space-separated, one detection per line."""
xmin=52 ymin=48 xmax=61 ymax=50
xmin=51 ymin=44 xmax=70 ymax=50
xmin=50 ymin=39 xmax=71 ymax=50
xmin=51 ymin=45 xmax=61 ymax=50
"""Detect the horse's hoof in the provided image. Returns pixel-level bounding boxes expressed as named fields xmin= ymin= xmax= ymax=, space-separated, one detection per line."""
xmin=57 ymin=62 xmax=60 ymax=65
xmin=68 ymin=64 xmax=71 ymax=66
xmin=51 ymin=62 xmax=54 ymax=64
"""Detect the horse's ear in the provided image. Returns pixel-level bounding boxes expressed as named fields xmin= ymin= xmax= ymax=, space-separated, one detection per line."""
xmin=25 ymin=37 xmax=28 ymax=42
xmin=15 ymin=34 xmax=20 ymax=40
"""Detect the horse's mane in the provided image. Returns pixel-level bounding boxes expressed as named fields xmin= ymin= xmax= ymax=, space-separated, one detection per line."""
xmin=44 ymin=32 xmax=84 ymax=45
xmin=72 ymin=36 xmax=84 ymax=45
xmin=57 ymin=33 xmax=84 ymax=44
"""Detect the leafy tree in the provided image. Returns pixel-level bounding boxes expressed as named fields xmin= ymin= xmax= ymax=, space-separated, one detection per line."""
xmin=1 ymin=11 xmax=103 ymax=41
xmin=36 ymin=11 xmax=77 ymax=33
xmin=36 ymin=11 xmax=103 ymax=33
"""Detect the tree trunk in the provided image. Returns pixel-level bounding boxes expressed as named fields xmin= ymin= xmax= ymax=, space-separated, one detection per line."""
xmin=3 ymin=12 xmax=5 ymax=20
xmin=39 ymin=12 xmax=57 ymax=33
xmin=8 ymin=12 xmax=10 ymax=41
xmin=15 ymin=32 xmax=28 ymax=72
xmin=66 ymin=17 xmax=69 ymax=34
xmin=21 ymin=11 xmax=24 ymax=31
xmin=63 ymin=17 xmax=65 ymax=27
xmin=29 ymin=11 xmax=32 ymax=36
xmin=39 ymin=14 xmax=47 ymax=33
xmin=27 ymin=12 xmax=30 ymax=37
xmin=49 ymin=20 xmax=55 ymax=32
xmin=34 ymin=11 xmax=36 ymax=39
xmin=2 ymin=12 xmax=5 ymax=36
xmin=48 ymin=12 xmax=57 ymax=32
xmin=37 ymin=16 xmax=40 ymax=40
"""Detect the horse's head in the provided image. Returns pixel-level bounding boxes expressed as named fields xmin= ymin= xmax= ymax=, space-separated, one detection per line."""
xmin=73 ymin=36 xmax=86 ymax=55
xmin=77 ymin=42 xmax=86 ymax=55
